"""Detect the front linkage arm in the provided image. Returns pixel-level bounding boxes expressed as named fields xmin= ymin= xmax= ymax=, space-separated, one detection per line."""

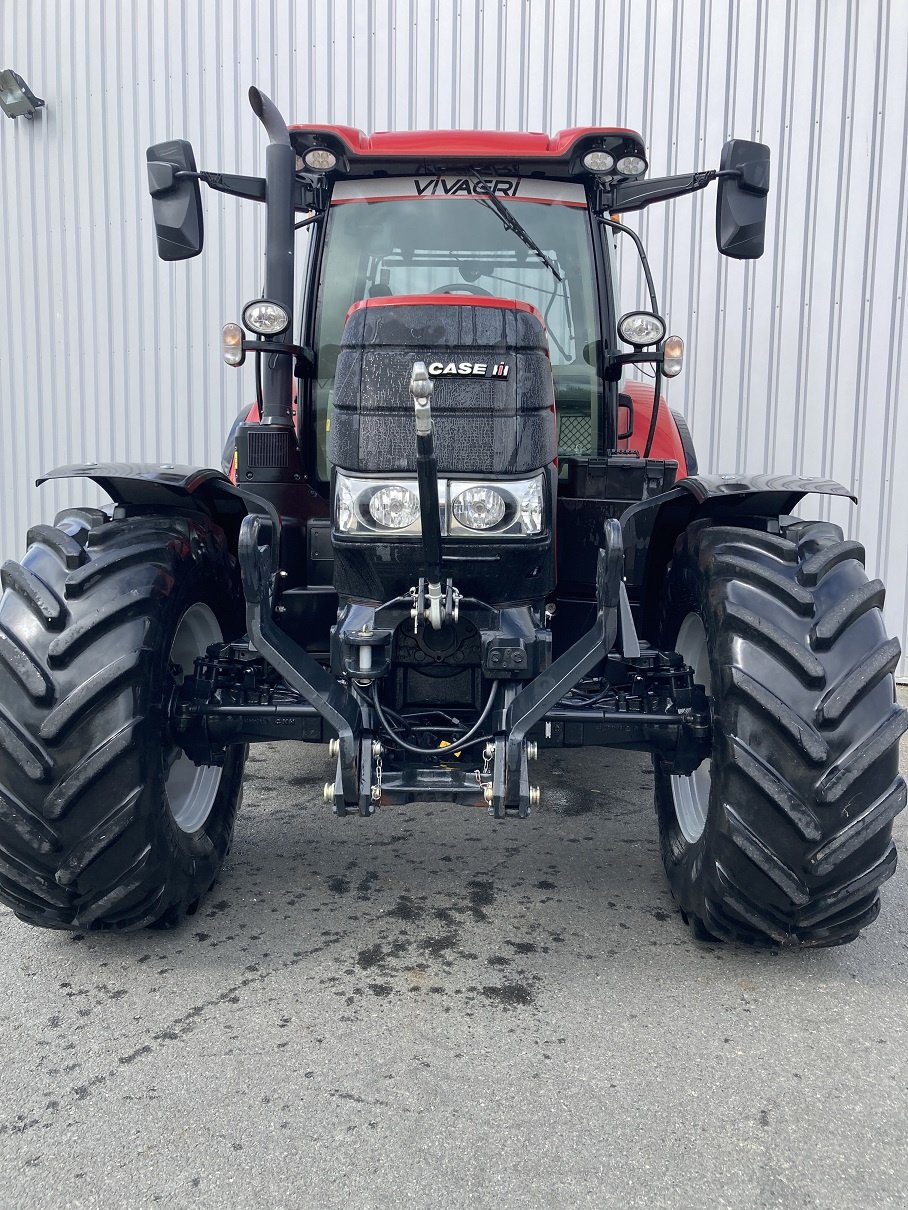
xmin=237 ymin=512 xmax=364 ymax=813
xmin=497 ymin=519 xmax=624 ymax=817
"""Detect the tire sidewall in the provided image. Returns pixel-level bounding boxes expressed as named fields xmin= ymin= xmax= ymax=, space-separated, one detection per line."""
xmin=652 ymin=517 xmax=904 ymax=946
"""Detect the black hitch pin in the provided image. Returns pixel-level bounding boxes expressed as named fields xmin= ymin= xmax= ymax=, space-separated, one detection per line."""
xmin=410 ymin=361 xmax=452 ymax=631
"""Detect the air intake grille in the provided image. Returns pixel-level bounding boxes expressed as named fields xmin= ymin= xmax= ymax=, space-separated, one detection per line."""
xmin=247 ymin=429 xmax=293 ymax=469
xmin=558 ymin=412 xmax=594 ymax=456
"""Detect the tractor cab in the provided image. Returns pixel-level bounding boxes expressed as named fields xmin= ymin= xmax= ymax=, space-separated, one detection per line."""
xmin=289 ymin=125 xmax=685 ymax=490
xmin=308 ymin=170 xmax=605 ymax=481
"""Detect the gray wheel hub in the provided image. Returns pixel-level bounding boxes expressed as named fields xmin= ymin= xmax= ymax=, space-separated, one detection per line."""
xmin=669 ymin=612 xmax=712 ymax=844
xmin=166 ymin=602 xmax=223 ymax=833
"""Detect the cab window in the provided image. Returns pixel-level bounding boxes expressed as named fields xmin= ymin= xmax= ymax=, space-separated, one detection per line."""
xmin=310 ymin=191 xmax=602 ymax=479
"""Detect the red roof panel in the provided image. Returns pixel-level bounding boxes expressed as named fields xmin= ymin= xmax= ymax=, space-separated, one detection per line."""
xmin=289 ymin=125 xmax=645 ymax=162
xmin=346 ymin=295 xmax=546 ymax=325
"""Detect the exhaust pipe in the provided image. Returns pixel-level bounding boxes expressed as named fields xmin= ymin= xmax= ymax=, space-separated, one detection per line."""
xmin=249 ymin=87 xmax=294 ymax=426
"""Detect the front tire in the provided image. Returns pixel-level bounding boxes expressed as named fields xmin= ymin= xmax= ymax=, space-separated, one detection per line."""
xmin=0 ymin=508 xmax=247 ymax=931
xmin=655 ymin=520 xmax=906 ymax=946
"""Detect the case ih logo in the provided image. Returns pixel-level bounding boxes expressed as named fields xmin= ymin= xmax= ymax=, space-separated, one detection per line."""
xmin=414 ymin=178 xmax=521 ymax=197
xmin=427 ymin=361 xmax=510 ymax=378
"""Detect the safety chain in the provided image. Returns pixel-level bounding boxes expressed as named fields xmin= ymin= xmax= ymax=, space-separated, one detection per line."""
xmin=470 ymin=742 xmax=493 ymax=788
xmin=371 ymin=750 xmax=383 ymax=803
xmin=482 ymin=742 xmax=494 ymax=779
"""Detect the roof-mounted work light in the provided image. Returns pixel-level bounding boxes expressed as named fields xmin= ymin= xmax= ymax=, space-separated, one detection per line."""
xmin=616 ymin=155 xmax=647 ymax=177
xmin=302 ymin=147 xmax=337 ymax=172
xmin=582 ymin=150 xmax=615 ymax=174
xmin=0 ymin=69 xmax=44 ymax=119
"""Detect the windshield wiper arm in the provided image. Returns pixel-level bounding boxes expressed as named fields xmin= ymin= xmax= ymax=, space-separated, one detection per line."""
xmin=469 ymin=170 xmax=563 ymax=282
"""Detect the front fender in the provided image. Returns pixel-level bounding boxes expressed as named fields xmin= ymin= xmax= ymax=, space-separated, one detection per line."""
xmin=39 ymin=461 xmax=236 ymax=505
xmin=37 ymin=462 xmax=259 ymax=552
xmin=621 ymin=473 xmax=856 ymax=641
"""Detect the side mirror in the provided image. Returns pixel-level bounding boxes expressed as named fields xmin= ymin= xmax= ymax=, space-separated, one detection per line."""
xmin=716 ymin=139 xmax=770 ymax=260
xmin=145 ymin=139 xmax=204 ymax=260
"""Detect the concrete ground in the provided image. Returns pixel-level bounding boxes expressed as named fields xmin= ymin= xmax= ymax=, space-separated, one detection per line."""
xmin=2 ymin=698 xmax=907 ymax=1210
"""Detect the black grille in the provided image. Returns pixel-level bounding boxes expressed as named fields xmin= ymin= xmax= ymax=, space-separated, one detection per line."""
xmin=247 ymin=429 xmax=293 ymax=469
xmin=558 ymin=411 xmax=594 ymax=456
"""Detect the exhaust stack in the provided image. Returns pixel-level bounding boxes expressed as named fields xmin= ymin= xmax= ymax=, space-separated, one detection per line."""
xmin=249 ymin=86 xmax=295 ymax=426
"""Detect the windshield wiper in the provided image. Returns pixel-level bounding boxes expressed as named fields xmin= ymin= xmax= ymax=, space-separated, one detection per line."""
xmin=469 ymin=170 xmax=563 ymax=282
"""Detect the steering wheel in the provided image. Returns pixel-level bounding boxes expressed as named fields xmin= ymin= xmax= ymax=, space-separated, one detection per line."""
xmin=431 ymin=284 xmax=495 ymax=296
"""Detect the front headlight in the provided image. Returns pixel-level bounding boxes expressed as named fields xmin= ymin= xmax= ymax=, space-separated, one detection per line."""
xmin=334 ymin=472 xmax=546 ymax=538
xmin=452 ymin=486 xmax=506 ymax=531
xmin=368 ymin=484 xmax=421 ymax=529
xmin=618 ymin=311 xmax=666 ymax=348
xmin=242 ymin=299 xmax=290 ymax=336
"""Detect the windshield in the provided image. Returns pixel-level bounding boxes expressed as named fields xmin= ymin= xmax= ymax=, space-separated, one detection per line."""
xmin=310 ymin=179 xmax=602 ymax=479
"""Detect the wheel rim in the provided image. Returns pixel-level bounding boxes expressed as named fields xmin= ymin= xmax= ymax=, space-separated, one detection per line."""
xmin=669 ymin=612 xmax=712 ymax=844
xmin=166 ymin=602 xmax=223 ymax=833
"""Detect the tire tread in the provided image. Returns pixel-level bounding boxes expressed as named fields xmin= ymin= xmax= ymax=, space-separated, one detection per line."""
xmin=811 ymin=579 xmax=886 ymax=649
xmin=0 ymin=510 xmax=245 ymax=931
xmin=815 ymin=636 xmax=901 ymax=726
xmin=654 ymin=522 xmax=905 ymax=948
xmin=798 ymin=540 xmax=865 ymax=587
xmin=1 ymin=561 xmax=66 ymax=629
xmin=26 ymin=524 xmax=88 ymax=570
xmin=0 ymin=625 xmax=53 ymax=701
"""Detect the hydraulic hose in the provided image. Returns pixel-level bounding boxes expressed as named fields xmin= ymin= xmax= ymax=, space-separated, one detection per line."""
xmin=371 ymin=681 xmax=500 ymax=758
xmin=642 ymin=365 xmax=664 ymax=460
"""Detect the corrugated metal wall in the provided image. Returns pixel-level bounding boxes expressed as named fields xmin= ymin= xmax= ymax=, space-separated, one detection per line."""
xmin=2 ymin=0 xmax=907 ymax=669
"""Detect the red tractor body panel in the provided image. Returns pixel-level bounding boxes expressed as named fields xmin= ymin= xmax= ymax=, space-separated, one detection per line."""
xmin=288 ymin=125 xmax=647 ymax=179
xmin=346 ymin=294 xmax=547 ymax=323
xmin=289 ymin=125 xmax=643 ymax=158
xmin=619 ymin=380 xmax=690 ymax=476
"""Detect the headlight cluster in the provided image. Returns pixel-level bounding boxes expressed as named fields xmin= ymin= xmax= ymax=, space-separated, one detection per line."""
xmin=618 ymin=311 xmax=666 ymax=347
xmin=369 ymin=485 xmax=421 ymax=529
xmin=335 ymin=473 xmax=546 ymax=538
xmin=452 ymin=486 xmax=506 ymax=530
xmin=582 ymin=150 xmax=648 ymax=177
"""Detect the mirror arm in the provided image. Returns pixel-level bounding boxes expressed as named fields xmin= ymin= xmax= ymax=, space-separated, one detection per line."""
xmin=170 ymin=168 xmax=265 ymax=201
xmin=174 ymin=169 xmax=324 ymax=211
xmin=604 ymin=170 xmax=717 ymax=215
xmin=716 ymin=163 xmax=770 ymax=196
xmin=601 ymin=162 xmax=768 ymax=215
xmin=190 ymin=171 xmax=267 ymax=202
xmin=595 ymin=214 xmax=659 ymax=314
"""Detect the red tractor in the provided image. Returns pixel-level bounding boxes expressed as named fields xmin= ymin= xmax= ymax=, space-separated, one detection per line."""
xmin=0 ymin=88 xmax=903 ymax=945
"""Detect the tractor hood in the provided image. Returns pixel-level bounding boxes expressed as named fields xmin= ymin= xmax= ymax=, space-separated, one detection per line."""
xmin=329 ymin=295 xmax=557 ymax=606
